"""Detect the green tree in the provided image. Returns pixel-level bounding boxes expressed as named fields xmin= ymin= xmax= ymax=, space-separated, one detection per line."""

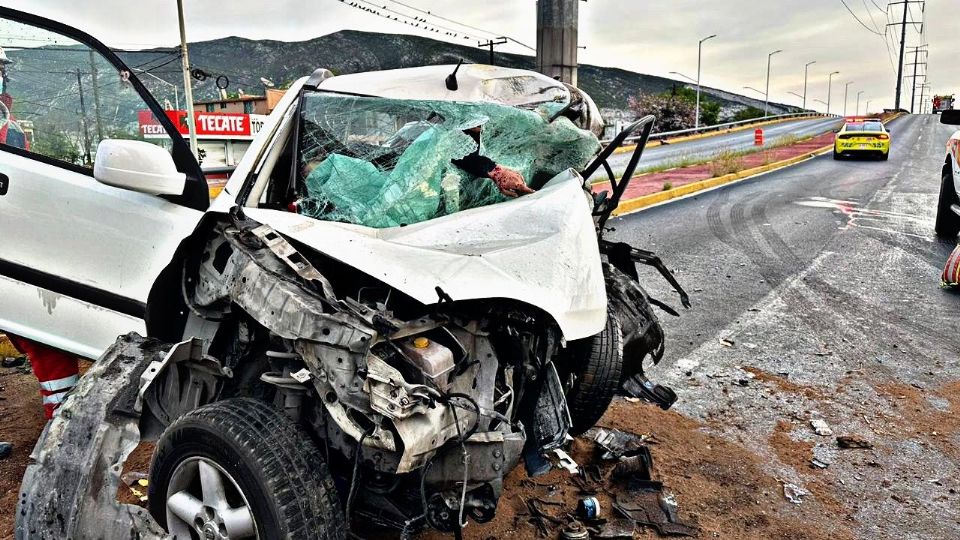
xmin=628 ymin=92 xmax=696 ymax=132
xmin=661 ymin=85 xmax=720 ymax=126
xmin=31 ymin=127 xmax=82 ymax=165
xmin=731 ymin=106 xmax=765 ymax=122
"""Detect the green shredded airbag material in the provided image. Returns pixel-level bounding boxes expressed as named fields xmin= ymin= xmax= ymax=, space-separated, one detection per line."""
xmin=297 ymin=93 xmax=599 ymax=228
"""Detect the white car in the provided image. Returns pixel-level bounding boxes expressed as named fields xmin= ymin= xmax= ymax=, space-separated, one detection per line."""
xmin=937 ymin=109 xmax=960 ymax=238
xmin=2 ymin=8 xmax=687 ymax=539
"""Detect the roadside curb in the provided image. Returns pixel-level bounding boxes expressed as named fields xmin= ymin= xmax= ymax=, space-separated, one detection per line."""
xmin=611 ymin=144 xmax=834 ymax=216
xmin=612 ymin=115 xmax=828 ymax=155
xmin=610 ymin=112 xmax=906 ymax=216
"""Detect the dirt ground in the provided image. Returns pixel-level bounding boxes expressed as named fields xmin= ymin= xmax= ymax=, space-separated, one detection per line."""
xmin=0 ymin=363 xmax=45 ymax=540
xmin=4 ymin=358 xmax=856 ymax=540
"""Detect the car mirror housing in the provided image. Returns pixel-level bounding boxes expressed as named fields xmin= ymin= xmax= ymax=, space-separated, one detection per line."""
xmin=93 ymin=139 xmax=186 ymax=196
xmin=941 ymin=109 xmax=960 ymax=126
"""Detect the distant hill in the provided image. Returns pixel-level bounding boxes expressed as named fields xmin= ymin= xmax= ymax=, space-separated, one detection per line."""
xmin=118 ymin=30 xmax=798 ymax=117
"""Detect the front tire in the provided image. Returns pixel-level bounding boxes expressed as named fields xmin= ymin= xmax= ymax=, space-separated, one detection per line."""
xmin=935 ymin=164 xmax=960 ymax=238
xmin=564 ymin=315 xmax=624 ymax=436
xmin=148 ymin=398 xmax=345 ymax=540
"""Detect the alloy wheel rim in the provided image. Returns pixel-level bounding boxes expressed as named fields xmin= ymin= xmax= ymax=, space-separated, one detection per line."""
xmin=165 ymin=457 xmax=259 ymax=540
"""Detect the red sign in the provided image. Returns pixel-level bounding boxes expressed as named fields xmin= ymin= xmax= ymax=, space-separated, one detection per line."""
xmin=138 ymin=110 xmax=266 ymax=140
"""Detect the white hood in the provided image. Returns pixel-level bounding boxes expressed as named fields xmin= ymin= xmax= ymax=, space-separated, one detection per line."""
xmin=243 ymin=171 xmax=606 ymax=340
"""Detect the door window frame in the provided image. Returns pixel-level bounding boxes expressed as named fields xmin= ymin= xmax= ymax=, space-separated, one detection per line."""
xmin=0 ymin=6 xmax=209 ymax=211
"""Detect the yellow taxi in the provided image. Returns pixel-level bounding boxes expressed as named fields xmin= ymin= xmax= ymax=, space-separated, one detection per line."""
xmin=833 ymin=117 xmax=890 ymax=160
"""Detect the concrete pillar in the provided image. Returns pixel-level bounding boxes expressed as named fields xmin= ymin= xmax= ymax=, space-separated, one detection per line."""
xmin=536 ymin=0 xmax=578 ymax=86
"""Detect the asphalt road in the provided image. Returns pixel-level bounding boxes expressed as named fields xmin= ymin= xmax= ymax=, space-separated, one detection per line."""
xmin=609 ymin=114 xmax=960 ymax=538
xmin=597 ymin=116 xmax=843 ymax=179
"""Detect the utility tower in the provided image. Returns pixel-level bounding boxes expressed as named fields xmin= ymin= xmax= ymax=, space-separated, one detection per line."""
xmin=888 ymin=0 xmax=924 ymax=111
xmin=536 ymin=0 xmax=579 ymax=85
xmin=905 ymin=45 xmax=928 ymax=113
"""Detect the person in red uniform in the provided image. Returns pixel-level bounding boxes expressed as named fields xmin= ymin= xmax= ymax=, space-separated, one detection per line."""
xmin=0 ymin=47 xmax=28 ymax=150
xmin=1 ymin=47 xmax=78 ymax=418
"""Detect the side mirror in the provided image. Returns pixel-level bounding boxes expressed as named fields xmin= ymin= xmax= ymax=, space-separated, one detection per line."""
xmin=941 ymin=109 xmax=960 ymax=126
xmin=94 ymin=140 xmax=185 ymax=196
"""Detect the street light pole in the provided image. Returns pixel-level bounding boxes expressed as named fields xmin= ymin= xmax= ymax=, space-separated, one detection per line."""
xmin=803 ymin=60 xmax=816 ymax=111
xmin=856 ymin=91 xmax=864 ymax=116
xmin=866 ymin=100 xmax=872 ymax=115
xmin=669 ymin=71 xmax=697 ymax=84
xmin=695 ymin=34 xmax=717 ymax=130
xmin=843 ymin=81 xmax=853 ymax=117
xmin=826 ymin=71 xmax=839 ymax=115
xmin=176 ymin=0 xmax=198 ymax=157
xmin=764 ymin=49 xmax=783 ymax=117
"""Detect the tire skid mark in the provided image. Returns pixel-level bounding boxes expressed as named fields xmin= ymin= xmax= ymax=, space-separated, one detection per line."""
xmin=706 ymin=187 xmax=734 ymax=245
xmin=728 ymin=194 xmax=790 ymax=286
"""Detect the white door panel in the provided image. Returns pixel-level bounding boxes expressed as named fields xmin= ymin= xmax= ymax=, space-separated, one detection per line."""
xmin=0 ymin=151 xmax=202 ymax=302
xmin=0 ymin=275 xmax=144 ymax=359
xmin=0 ymin=9 xmax=209 ymax=356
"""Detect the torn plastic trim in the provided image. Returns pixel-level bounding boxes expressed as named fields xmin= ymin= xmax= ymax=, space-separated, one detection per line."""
xmin=601 ymin=240 xmax=691 ymax=311
xmin=16 ymin=334 xmax=172 ymax=540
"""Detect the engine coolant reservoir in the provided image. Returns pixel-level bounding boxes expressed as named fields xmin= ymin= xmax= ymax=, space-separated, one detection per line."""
xmin=400 ymin=336 xmax=455 ymax=391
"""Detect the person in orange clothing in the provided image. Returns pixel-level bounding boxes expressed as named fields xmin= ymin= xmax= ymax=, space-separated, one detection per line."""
xmin=6 ymin=335 xmax=79 ymax=419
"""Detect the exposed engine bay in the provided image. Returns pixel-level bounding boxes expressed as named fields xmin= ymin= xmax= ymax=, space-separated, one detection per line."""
xmin=183 ymin=216 xmax=572 ymax=531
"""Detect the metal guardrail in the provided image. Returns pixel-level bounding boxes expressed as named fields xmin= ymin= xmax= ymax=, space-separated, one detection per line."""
xmin=601 ymin=112 xmax=839 ymax=145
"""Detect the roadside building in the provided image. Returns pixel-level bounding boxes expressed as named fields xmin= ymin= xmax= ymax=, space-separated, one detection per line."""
xmin=137 ymin=88 xmax=288 ymax=196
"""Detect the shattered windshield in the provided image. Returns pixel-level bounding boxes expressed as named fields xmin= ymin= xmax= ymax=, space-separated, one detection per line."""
xmin=295 ymin=92 xmax=600 ymax=228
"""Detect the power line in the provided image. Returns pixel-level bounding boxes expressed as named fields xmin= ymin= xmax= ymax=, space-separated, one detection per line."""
xmin=383 ymin=0 xmax=499 ymax=37
xmin=839 ymin=0 xmax=884 ymax=35
xmin=129 ymin=51 xmax=182 ymax=71
xmin=861 ymin=0 xmax=884 ymax=33
xmin=338 ymin=0 xmax=485 ymax=41
xmin=382 ymin=0 xmax=535 ymax=50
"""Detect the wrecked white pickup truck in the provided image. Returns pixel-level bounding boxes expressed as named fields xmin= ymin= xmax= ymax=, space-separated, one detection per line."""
xmin=2 ymin=7 xmax=688 ymax=539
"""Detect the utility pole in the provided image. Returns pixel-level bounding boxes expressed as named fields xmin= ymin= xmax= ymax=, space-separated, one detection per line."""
xmin=827 ymin=71 xmax=839 ymax=115
xmin=75 ymin=68 xmax=92 ymax=166
xmin=764 ymin=49 xmax=783 ymax=117
xmin=843 ymin=81 xmax=853 ymax=116
xmin=478 ymin=38 xmax=508 ymax=66
xmin=906 ymin=45 xmax=928 ymax=113
xmin=889 ymin=0 xmax=924 ymax=111
xmin=695 ymin=34 xmax=717 ymax=130
xmin=88 ymin=50 xmax=104 ymax=142
xmin=803 ymin=60 xmax=816 ymax=111
xmin=920 ymin=82 xmax=931 ymax=113
xmin=177 ymin=0 xmax=198 ymax=157
xmin=536 ymin=0 xmax=579 ymax=85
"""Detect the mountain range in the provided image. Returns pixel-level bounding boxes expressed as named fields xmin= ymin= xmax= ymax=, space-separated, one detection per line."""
xmin=119 ymin=30 xmax=799 ymax=117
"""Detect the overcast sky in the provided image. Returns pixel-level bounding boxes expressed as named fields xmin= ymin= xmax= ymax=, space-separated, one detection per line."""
xmin=5 ymin=0 xmax=954 ymax=113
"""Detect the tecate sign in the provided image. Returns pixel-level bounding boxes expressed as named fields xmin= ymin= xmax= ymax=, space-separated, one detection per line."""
xmin=138 ymin=110 xmax=267 ymax=140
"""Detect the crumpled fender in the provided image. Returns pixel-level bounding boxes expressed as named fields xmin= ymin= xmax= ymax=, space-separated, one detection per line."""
xmin=16 ymin=334 xmax=170 ymax=540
